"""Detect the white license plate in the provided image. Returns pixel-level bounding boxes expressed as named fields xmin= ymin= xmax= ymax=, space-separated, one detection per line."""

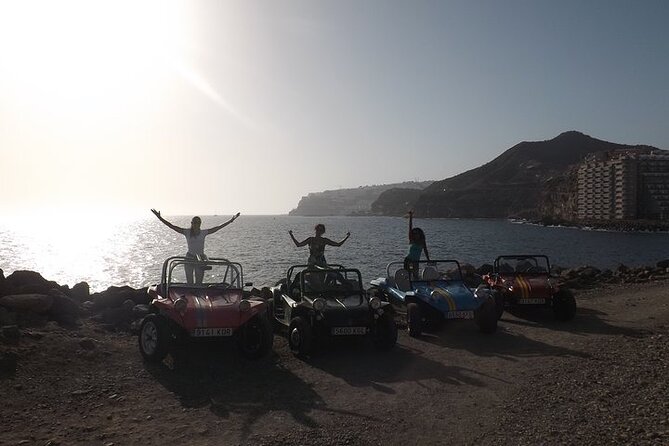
xmin=446 ymin=311 xmax=474 ymax=320
xmin=518 ymin=298 xmax=545 ymax=304
xmin=191 ymin=328 xmax=233 ymax=337
xmin=331 ymin=326 xmax=367 ymax=336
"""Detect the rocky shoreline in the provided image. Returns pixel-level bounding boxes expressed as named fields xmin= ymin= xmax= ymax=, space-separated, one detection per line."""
xmin=1 ymin=259 xmax=667 ymax=341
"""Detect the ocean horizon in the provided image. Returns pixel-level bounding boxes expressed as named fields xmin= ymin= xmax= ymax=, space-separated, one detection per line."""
xmin=2 ymin=215 xmax=669 ymax=292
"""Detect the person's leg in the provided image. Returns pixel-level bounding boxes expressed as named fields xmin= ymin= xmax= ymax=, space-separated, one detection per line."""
xmin=195 ymin=266 xmax=205 ymax=284
xmin=185 ymin=263 xmax=194 ymax=284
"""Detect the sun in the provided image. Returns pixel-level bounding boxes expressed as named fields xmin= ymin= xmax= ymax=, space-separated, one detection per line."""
xmin=0 ymin=0 xmax=191 ymax=124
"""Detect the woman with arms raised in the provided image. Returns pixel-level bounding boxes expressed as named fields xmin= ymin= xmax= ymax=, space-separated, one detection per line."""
xmin=151 ymin=209 xmax=240 ymax=283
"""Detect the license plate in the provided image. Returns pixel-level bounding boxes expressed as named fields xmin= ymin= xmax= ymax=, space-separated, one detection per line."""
xmin=331 ymin=326 xmax=367 ymax=336
xmin=518 ymin=298 xmax=545 ymax=304
xmin=446 ymin=311 xmax=474 ymax=320
xmin=191 ymin=328 xmax=233 ymax=337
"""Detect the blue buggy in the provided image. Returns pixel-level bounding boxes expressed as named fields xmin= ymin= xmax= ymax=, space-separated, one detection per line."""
xmin=369 ymin=260 xmax=499 ymax=337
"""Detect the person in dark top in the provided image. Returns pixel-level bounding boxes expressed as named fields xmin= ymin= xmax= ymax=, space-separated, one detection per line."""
xmin=404 ymin=211 xmax=430 ymax=278
xmin=288 ymin=224 xmax=350 ymax=267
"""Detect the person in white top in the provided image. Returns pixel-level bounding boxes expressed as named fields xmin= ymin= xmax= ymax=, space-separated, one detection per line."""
xmin=151 ymin=209 xmax=240 ymax=284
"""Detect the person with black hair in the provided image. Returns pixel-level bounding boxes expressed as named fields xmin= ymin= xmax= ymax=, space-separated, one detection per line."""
xmin=288 ymin=223 xmax=350 ymax=267
xmin=404 ymin=211 xmax=430 ymax=277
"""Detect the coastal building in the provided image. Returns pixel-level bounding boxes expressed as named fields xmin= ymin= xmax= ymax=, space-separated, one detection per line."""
xmin=577 ymin=151 xmax=669 ymax=220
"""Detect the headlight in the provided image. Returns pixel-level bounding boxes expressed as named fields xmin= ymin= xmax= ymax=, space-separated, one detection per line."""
xmin=239 ymin=300 xmax=251 ymax=312
xmin=369 ymin=296 xmax=381 ymax=310
xmin=313 ymin=298 xmax=326 ymax=312
xmin=174 ymin=297 xmax=187 ymax=313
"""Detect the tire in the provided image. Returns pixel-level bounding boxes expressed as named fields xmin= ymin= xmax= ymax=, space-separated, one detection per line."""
xmin=237 ymin=315 xmax=274 ymax=360
xmin=373 ymin=311 xmax=398 ymax=350
xmin=288 ymin=316 xmax=313 ymax=357
xmin=138 ymin=314 xmax=170 ymax=363
xmin=553 ymin=288 xmax=576 ymax=321
xmin=494 ymin=290 xmax=505 ymax=320
xmin=368 ymin=287 xmax=389 ymax=302
xmin=407 ymin=303 xmax=423 ymax=337
xmin=475 ymin=298 xmax=498 ymax=334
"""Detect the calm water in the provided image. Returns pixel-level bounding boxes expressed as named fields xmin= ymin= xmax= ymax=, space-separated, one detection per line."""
xmin=1 ymin=215 xmax=669 ymax=292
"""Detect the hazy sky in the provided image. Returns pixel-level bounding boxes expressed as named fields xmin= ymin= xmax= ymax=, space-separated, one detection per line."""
xmin=1 ymin=0 xmax=667 ymax=217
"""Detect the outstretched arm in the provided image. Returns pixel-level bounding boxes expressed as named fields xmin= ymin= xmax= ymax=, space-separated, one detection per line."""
xmin=207 ymin=212 xmax=240 ymax=234
xmin=151 ymin=209 xmax=185 ymax=234
xmin=326 ymin=232 xmax=351 ymax=247
xmin=289 ymin=230 xmax=310 ymax=247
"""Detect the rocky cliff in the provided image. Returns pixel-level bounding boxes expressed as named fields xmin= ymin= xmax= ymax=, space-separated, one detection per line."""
xmin=288 ymin=181 xmax=432 ymax=216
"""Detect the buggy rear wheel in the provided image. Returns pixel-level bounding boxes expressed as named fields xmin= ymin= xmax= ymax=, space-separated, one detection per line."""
xmin=407 ymin=303 xmax=423 ymax=337
xmin=138 ymin=314 xmax=170 ymax=363
xmin=475 ymin=298 xmax=498 ymax=334
xmin=553 ymin=288 xmax=576 ymax=321
xmin=237 ymin=315 xmax=274 ymax=360
xmin=288 ymin=316 xmax=313 ymax=357
xmin=373 ymin=311 xmax=398 ymax=350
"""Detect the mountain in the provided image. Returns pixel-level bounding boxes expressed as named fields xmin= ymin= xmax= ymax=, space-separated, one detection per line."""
xmin=371 ymin=131 xmax=661 ymax=218
xmin=288 ymin=181 xmax=433 ymax=216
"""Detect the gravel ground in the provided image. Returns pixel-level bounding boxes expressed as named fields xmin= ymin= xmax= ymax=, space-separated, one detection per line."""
xmin=1 ymin=281 xmax=668 ymax=446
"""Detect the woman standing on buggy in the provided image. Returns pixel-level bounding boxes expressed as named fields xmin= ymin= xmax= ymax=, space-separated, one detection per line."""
xmin=151 ymin=209 xmax=240 ymax=284
xmin=404 ymin=211 xmax=430 ymax=278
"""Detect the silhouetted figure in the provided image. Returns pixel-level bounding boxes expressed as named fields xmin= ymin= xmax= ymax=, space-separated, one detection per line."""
xmin=404 ymin=211 xmax=430 ymax=278
xmin=151 ymin=209 xmax=240 ymax=284
xmin=289 ymin=224 xmax=350 ymax=267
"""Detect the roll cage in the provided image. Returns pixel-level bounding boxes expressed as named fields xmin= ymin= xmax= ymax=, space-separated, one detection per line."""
xmin=161 ymin=256 xmax=244 ymax=296
xmin=493 ymin=255 xmax=551 ymax=275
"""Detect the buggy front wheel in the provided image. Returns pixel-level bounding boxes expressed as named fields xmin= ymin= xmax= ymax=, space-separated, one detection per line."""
xmin=138 ymin=314 xmax=170 ymax=363
xmin=288 ymin=316 xmax=313 ymax=357
xmin=553 ymin=288 xmax=576 ymax=321
xmin=407 ymin=303 xmax=423 ymax=337
xmin=237 ymin=315 xmax=274 ymax=360
xmin=373 ymin=311 xmax=398 ymax=350
xmin=475 ymin=299 xmax=498 ymax=334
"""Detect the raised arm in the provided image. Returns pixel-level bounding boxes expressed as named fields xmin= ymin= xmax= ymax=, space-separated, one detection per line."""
xmin=408 ymin=210 xmax=413 ymax=242
xmin=206 ymin=212 xmax=240 ymax=234
xmin=151 ymin=209 xmax=185 ymax=234
xmin=326 ymin=232 xmax=351 ymax=247
xmin=289 ymin=230 xmax=310 ymax=247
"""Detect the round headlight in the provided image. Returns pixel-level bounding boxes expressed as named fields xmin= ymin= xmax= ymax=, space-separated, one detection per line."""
xmin=313 ymin=298 xmax=326 ymax=312
xmin=174 ymin=297 xmax=187 ymax=312
xmin=239 ymin=299 xmax=251 ymax=312
xmin=369 ymin=296 xmax=381 ymax=310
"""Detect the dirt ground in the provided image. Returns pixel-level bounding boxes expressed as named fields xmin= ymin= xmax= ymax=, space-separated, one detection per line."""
xmin=1 ymin=281 xmax=668 ymax=446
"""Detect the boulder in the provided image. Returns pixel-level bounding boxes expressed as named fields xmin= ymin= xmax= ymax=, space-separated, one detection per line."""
xmin=476 ymin=264 xmax=494 ymax=275
xmin=132 ymin=304 xmax=150 ymax=319
xmin=0 ymin=307 xmax=17 ymax=326
xmin=48 ymin=290 xmax=80 ymax=325
xmin=70 ymin=282 xmax=90 ymax=303
xmin=0 ymin=294 xmax=53 ymax=313
xmin=656 ymin=259 xmax=669 ymax=269
xmin=577 ymin=266 xmax=601 ymax=279
xmin=91 ymin=286 xmax=148 ymax=310
xmin=1 ymin=325 xmax=20 ymax=342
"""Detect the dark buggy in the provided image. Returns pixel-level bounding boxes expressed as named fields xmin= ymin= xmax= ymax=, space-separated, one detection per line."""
xmin=269 ymin=265 xmax=397 ymax=356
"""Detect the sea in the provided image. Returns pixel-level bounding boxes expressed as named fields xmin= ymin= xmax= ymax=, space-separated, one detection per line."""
xmin=1 ymin=215 xmax=669 ymax=292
